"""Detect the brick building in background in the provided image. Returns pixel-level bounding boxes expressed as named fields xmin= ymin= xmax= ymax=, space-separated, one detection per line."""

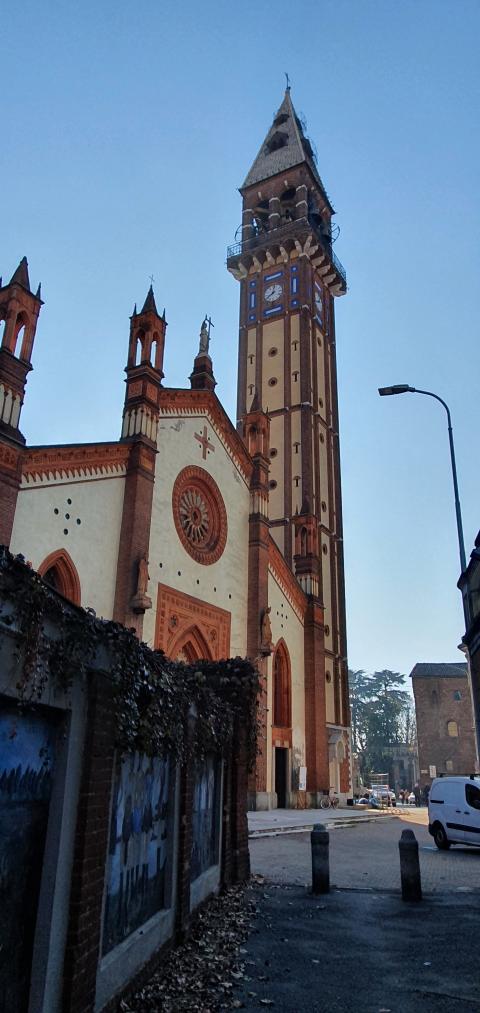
xmin=411 ymin=662 xmax=477 ymax=788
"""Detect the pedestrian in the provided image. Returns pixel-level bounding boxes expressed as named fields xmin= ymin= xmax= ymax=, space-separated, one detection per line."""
xmin=414 ymin=783 xmax=421 ymax=807
xmin=423 ymin=784 xmax=430 ymax=805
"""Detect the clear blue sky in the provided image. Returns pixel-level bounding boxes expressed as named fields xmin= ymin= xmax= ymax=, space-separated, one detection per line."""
xmin=3 ymin=0 xmax=479 ymax=678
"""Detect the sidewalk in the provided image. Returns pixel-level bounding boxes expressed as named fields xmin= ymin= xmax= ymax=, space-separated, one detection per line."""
xmin=236 ymin=883 xmax=479 ymax=1011
xmin=248 ymin=805 xmax=401 ymax=837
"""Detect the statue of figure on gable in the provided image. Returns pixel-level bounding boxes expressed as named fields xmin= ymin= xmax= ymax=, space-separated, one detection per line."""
xmin=199 ymin=317 xmax=210 ymax=355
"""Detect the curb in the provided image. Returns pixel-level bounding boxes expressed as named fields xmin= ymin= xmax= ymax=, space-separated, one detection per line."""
xmin=249 ymin=811 xmax=400 ymax=838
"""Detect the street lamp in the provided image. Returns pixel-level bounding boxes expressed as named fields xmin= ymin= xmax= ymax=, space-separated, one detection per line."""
xmin=378 ymin=384 xmax=467 ymax=575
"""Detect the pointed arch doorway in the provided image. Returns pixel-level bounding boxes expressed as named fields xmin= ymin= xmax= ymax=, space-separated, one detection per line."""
xmin=272 ymin=639 xmax=292 ymax=809
xmin=154 ymin=584 xmax=231 ymax=662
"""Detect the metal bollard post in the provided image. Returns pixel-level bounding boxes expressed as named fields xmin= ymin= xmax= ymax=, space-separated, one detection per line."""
xmin=399 ymin=828 xmax=422 ymax=901
xmin=311 ymin=823 xmax=330 ymax=894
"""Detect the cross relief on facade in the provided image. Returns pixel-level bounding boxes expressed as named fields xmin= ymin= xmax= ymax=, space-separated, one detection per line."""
xmin=194 ymin=425 xmax=215 ymax=460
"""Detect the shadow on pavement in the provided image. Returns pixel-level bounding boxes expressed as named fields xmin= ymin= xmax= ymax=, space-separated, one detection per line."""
xmin=236 ymin=883 xmax=479 ymax=1012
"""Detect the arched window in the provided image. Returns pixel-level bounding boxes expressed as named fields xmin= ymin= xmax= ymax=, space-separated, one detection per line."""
xmin=273 ymin=640 xmax=291 ymax=728
xmin=38 ymin=549 xmax=81 ymax=605
xmin=447 ymin=720 xmax=459 ymax=738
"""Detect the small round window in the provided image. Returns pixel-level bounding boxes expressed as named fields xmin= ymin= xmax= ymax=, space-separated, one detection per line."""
xmin=268 ymin=377 xmax=278 ymax=387
xmin=268 ymin=347 xmax=278 ymax=357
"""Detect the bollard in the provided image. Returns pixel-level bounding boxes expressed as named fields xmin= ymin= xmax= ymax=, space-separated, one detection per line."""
xmin=399 ymin=828 xmax=422 ymax=901
xmin=311 ymin=823 xmax=330 ymax=894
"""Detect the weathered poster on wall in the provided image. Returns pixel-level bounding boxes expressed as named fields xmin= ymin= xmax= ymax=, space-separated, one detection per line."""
xmin=0 ymin=702 xmax=58 ymax=1013
xmin=103 ymin=752 xmax=170 ymax=954
xmin=190 ymin=754 xmax=220 ymax=882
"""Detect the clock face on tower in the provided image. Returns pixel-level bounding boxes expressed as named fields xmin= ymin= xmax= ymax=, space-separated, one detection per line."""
xmin=265 ymin=283 xmax=282 ymax=303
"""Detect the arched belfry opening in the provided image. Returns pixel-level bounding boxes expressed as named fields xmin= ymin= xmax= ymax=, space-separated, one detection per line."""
xmin=38 ymin=549 xmax=81 ymax=605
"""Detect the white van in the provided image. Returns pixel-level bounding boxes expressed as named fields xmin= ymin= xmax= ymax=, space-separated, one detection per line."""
xmin=428 ymin=776 xmax=480 ymax=849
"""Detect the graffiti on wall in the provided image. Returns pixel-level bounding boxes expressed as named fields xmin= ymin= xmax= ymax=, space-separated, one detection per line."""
xmin=190 ymin=755 xmax=220 ymax=882
xmin=103 ymin=752 xmax=170 ymax=954
xmin=0 ymin=702 xmax=58 ymax=1013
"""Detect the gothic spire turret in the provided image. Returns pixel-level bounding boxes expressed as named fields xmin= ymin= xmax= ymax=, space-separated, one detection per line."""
xmin=9 ymin=256 xmax=32 ymax=292
xmin=141 ymin=284 xmax=157 ymax=315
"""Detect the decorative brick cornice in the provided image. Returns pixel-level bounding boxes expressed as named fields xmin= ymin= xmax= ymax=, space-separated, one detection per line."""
xmin=268 ymin=534 xmax=307 ymax=620
xmin=21 ymin=442 xmax=130 ymax=484
xmin=159 ymin=389 xmax=253 ymax=485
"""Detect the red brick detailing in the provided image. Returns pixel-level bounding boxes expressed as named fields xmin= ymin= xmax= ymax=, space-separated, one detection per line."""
xmin=113 ymin=441 xmax=156 ymax=636
xmin=0 ymin=442 xmax=23 ymax=545
xmin=272 ymin=727 xmax=292 ymax=748
xmin=21 ymin=442 xmax=129 ymax=482
xmin=62 ymin=677 xmax=116 ymax=1013
xmin=304 ymin=599 xmax=329 ymax=793
xmin=172 ymin=466 xmax=227 ymax=566
xmin=243 ymin=403 xmax=271 ymax=799
xmin=268 ymin=534 xmax=307 ymax=619
xmin=189 ymin=353 xmax=216 ymax=392
xmin=38 ymin=548 xmax=81 ymax=605
xmin=159 ymin=388 xmax=253 ymax=483
xmin=155 ymin=583 xmax=231 ymax=660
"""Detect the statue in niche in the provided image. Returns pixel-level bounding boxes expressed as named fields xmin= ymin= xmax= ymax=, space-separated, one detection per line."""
xmin=131 ymin=553 xmax=152 ymax=613
xmin=260 ymin=606 xmax=273 ymax=652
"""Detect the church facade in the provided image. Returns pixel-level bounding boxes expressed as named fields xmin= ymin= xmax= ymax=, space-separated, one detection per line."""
xmin=0 ymin=89 xmax=351 ymax=808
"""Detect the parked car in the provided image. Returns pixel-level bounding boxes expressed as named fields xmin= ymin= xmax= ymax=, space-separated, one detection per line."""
xmin=370 ymin=787 xmax=396 ymax=806
xmin=428 ymin=776 xmax=480 ymax=849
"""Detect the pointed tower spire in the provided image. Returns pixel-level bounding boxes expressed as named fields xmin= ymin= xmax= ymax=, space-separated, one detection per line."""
xmin=141 ymin=284 xmax=157 ymax=315
xmin=9 ymin=256 xmax=31 ymax=292
xmin=241 ymin=89 xmax=329 ymax=201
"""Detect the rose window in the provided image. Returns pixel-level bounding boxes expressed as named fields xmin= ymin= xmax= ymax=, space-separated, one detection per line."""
xmin=172 ymin=466 xmax=227 ymax=565
xmin=179 ymin=488 xmax=210 ymax=544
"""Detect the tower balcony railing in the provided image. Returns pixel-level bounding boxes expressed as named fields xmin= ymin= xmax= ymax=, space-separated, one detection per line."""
xmin=226 ymin=215 xmax=347 ymax=288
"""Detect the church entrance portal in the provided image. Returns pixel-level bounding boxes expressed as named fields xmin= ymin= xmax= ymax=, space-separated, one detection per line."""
xmin=275 ymin=748 xmax=288 ymax=808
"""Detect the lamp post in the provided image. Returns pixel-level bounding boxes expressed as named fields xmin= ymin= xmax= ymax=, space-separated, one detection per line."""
xmin=378 ymin=384 xmax=467 ymax=575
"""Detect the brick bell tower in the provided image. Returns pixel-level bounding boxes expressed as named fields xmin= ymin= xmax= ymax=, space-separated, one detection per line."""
xmin=227 ymin=88 xmax=350 ymax=794
xmin=0 ymin=258 xmax=43 ymax=545
xmin=113 ymin=286 xmax=166 ymax=635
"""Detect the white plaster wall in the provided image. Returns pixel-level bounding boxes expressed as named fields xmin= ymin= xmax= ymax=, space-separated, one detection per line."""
xmin=143 ymin=413 xmax=250 ymax=657
xmin=10 ymin=476 xmax=125 ymax=617
xmin=267 ymin=569 xmax=305 ymax=791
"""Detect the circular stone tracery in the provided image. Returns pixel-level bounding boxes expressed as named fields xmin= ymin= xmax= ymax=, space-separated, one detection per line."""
xmin=172 ymin=466 xmax=227 ymax=565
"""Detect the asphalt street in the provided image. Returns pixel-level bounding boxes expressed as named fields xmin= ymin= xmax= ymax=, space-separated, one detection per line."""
xmin=235 ymin=885 xmax=480 ymax=1012
xmin=249 ymin=808 xmax=480 ymax=893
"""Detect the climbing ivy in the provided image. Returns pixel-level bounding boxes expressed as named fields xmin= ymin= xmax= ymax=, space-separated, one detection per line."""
xmin=0 ymin=547 xmax=260 ymax=768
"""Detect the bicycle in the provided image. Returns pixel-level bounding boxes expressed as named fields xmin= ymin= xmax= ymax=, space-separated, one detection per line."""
xmin=320 ymin=789 xmax=340 ymax=809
